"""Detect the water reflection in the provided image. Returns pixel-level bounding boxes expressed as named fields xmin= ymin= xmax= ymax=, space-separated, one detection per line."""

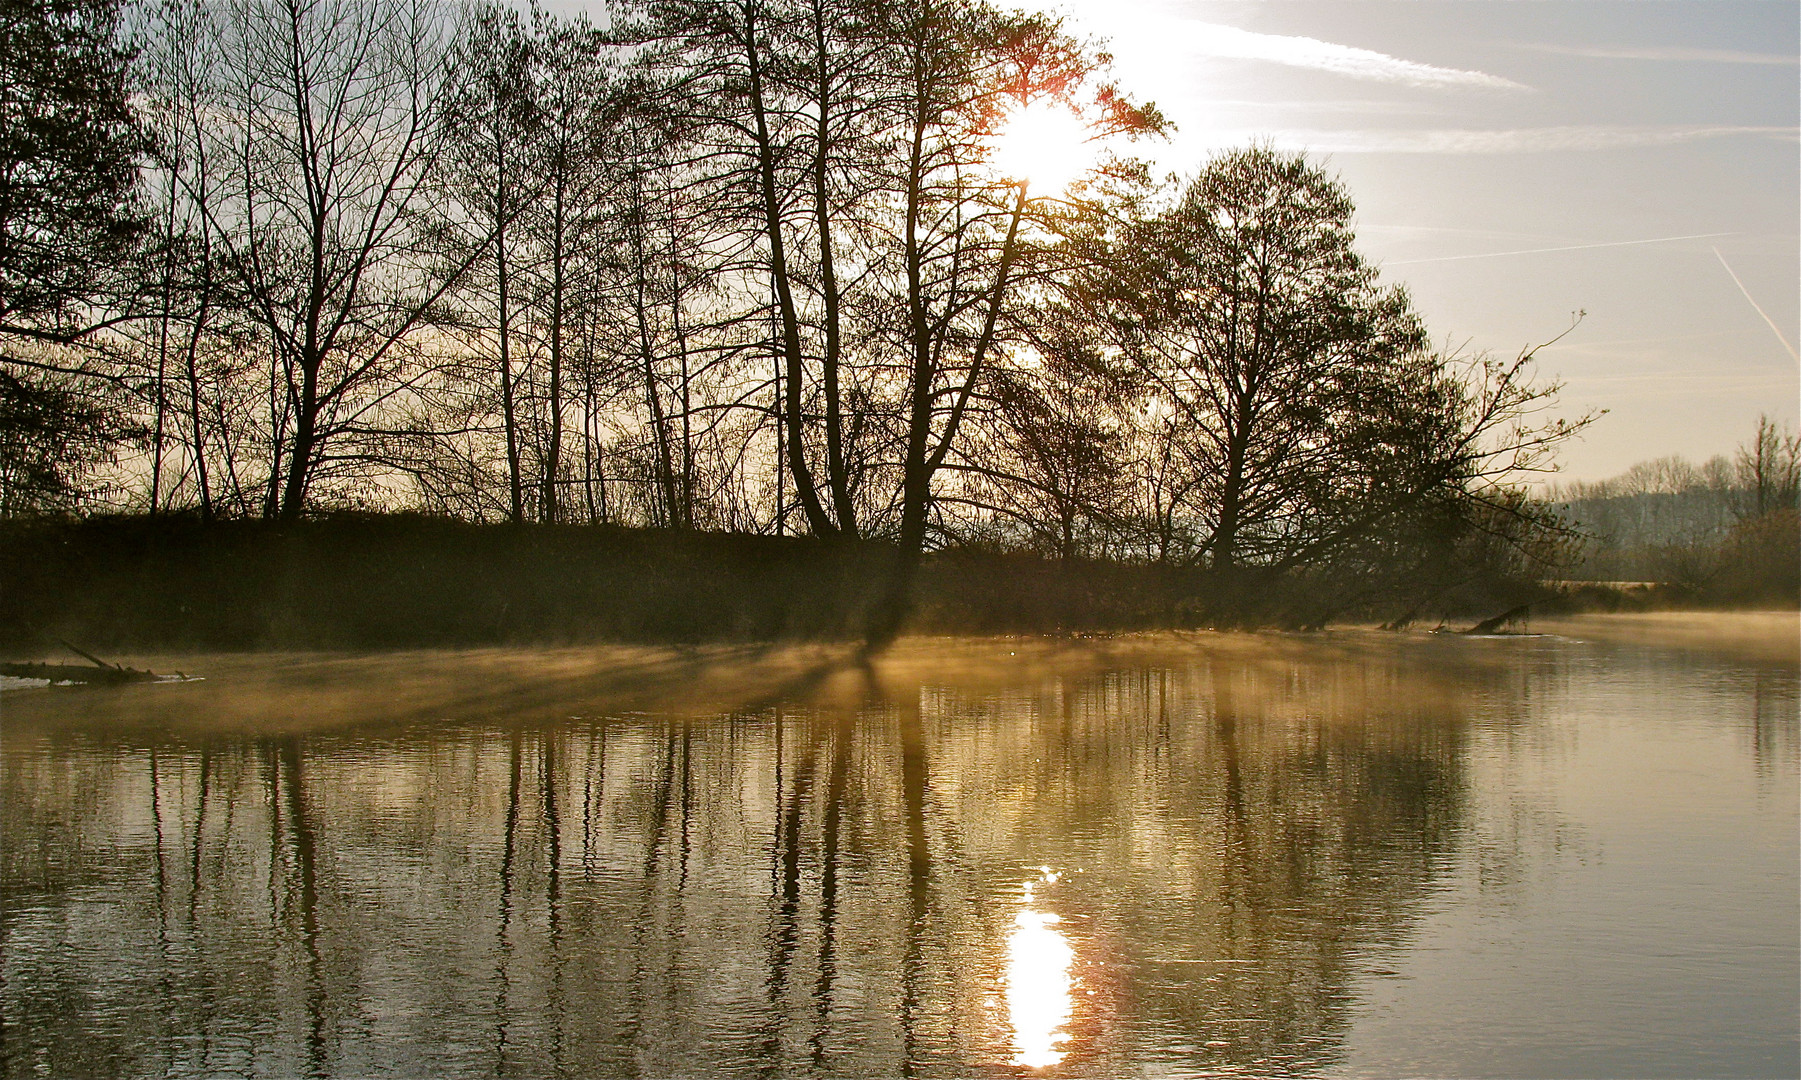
xmin=1006 ymin=870 xmax=1074 ymax=1068
xmin=1 ymin=629 xmax=1794 ymax=1077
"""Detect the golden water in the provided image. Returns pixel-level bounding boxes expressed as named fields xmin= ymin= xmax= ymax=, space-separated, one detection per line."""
xmin=3 ymin=621 xmax=1795 ymax=1077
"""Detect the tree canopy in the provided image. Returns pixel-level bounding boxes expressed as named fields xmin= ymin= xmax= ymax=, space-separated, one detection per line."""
xmin=0 ymin=0 xmax=149 ymax=342
xmin=0 ymin=0 xmax=152 ymax=513
xmin=0 ymin=0 xmax=1597 ymax=622
xmin=1070 ymin=147 xmax=1448 ymax=570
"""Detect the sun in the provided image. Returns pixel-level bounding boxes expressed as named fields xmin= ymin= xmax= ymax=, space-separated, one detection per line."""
xmin=989 ymin=100 xmax=1097 ymax=193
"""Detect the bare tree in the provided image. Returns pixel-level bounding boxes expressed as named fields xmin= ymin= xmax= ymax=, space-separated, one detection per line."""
xmin=523 ymin=6 xmax=623 ymax=523
xmin=1736 ymin=413 xmax=1800 ymax=519
xmin=439 ymin=2 xmax=537 ymax=521
xmin=136 ymin=0 xmax=239 ymax=518
xmin=949 ymin=359 xmax=1129 ymax=558
xmin=202 ymin=0 xmax=469 ymax=518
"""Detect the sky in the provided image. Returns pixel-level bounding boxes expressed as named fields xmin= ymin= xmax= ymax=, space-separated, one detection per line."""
xmin=1034 ymin=0 xmax=1799 ymax=480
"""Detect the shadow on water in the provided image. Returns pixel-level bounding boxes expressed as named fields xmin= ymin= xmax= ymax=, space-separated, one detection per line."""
xmin=2 ymin=627 xmax=1794 ymax=1077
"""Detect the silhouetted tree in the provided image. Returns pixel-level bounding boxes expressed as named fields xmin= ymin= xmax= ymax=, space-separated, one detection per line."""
xmin=0 ymin=0 xmax=152 ymax=513
xmin=627 ymin=0 xmax=1156 ymax=548
xmin=1066 ymin=149 xmax=1590 ymax=595
xmin=525 ymin=6 xmax=623 ymax=523
xmin=1072 ymin=148 xmax=1437 ymax=570
xmin=201 ymin=0 xmax=471 ymax=519
xmin=0 ymin=0 xmax=150 ymax=346
xmin=1736 ymin=414 xmax=1800 ymax=520
xmin=440 ymin=3 xmax=539 ymax=522
xmin=954 ymin=360 xmax=1129 ymax=558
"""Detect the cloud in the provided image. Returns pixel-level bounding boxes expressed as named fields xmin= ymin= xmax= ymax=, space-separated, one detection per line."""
xmin=1524 ymin=43 xmax=1799 ymax=66
xmin=1384 ymin=232 xmax=1737 ymax=266
xmin=1185 ymin=124 xmax=1798 ymax=154
xmin=1205 ymin=97 xmax=1443 ymax=116
xmin=1182 ymin=23 xmax=1527 ymax=90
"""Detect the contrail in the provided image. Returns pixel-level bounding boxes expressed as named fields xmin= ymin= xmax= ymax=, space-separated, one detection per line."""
xmin=1713 ymin=247 xmax=1799 ymax=361
xmin=1385 ymin=231 xmax=1735 ymax=265
xmin=1182 ymin=23 xmax=1526 ymax=90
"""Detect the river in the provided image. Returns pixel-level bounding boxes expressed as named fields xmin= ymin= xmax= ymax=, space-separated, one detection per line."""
xmin=2 ymin=615 xmax=1795 ymax=1077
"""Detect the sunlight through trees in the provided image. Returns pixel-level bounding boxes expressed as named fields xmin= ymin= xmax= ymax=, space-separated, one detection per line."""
xmin=0 ymin=0 xmax=1619 ymax=624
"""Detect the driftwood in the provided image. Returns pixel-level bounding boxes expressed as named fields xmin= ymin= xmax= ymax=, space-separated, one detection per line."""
xmin=0 ymin=662 xmax=159 ymax=685
xmin=1380 ymin=608 xmax=1419 ymax=631
xmin=0 ymin=640 xmax=163 ymax=685
xmin=1465 ymin=604 xmax=1532 ymax=635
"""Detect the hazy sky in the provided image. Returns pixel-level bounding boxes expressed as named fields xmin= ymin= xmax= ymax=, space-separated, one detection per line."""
xmin=1035 ymin=0 xmax=1799 ymax=480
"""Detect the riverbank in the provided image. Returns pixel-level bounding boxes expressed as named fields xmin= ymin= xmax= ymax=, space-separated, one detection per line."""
xmin=4 ymin=515 xmax=1782 ymax=655
xmin=0 ymin=515 xmax=1206 ymax=653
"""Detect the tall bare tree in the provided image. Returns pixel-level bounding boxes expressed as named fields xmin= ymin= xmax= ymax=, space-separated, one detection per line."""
xmin=1736 ymin=414 xmax=1800 ymax=520
xmin=523 ymin=6 xmax=626 ymax=524
xmin=440 ymin=2 xmax=537 ymax=521
xmin=203 ymin=0 xmax=468 ymax=518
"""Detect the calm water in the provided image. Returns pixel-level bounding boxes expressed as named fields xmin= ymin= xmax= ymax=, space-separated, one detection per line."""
xmin=3 ymin=619 xmax=1796 ymax=1078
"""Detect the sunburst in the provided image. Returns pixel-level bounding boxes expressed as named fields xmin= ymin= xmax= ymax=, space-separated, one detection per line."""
xmin=989 ymin=100 xmax=1097 ymax=193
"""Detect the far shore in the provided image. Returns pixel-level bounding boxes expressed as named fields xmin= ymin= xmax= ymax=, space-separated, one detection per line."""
xmin=10 ymin=515 xmax=1798 ymax=662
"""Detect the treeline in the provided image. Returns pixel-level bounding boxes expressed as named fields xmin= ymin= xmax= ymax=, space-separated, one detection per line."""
xmin=1552 ymin=416 xmax=1800 ymax=604
xmin=4 ymin=0 xmax=1587 ymax=629
xmin=0 ymin=513 xmax=1235 ymax=651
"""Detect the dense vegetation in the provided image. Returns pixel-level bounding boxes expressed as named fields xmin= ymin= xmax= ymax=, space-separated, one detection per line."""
xmin=0 ymin=0 xmax=1648 ymax=643
xmin=0 ymin=515 xmax=1165 ymax=650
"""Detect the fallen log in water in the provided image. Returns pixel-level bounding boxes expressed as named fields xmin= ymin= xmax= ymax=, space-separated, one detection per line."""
xmin=1 ymin=640 xmax=164 ymax=685
xmin=1465 ymin=604 xmax=1532 ymax=635
xmin=0 ymin=661 xmax=160 ymax=685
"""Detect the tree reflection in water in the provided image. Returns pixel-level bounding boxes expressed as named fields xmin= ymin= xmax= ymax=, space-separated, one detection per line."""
xmin=5 ymin=633 xmax=1783 ymax=1077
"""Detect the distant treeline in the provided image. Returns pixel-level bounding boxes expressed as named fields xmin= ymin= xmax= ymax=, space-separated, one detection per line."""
xmin=1551 ymin=417 xmax=1799 ymax=605
xmin=3 ymin=0 xmax=1590 ymax=635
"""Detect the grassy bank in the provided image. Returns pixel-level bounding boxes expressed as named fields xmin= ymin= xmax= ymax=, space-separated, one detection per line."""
xmin=0 ymin=515 xmax=1205 ymax=653
xmin=12 ymin=513 xmax=1775 ymax=656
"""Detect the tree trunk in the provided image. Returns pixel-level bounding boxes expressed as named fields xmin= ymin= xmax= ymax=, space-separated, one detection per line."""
xmin=182 ymin=262 xmax=213 ymax=521
xmin=669 ymin=204 xmax=694 ymax=529
xmin=870 ymin=96 xmax=938 ymax=647
xmin=628 ymin=174 xmax=681 ymax=528
xmin=497 ymin=156 xmax=524 ymax=524
xmin=277 ymin=357 xmax=319 ymax=520
xmin=582 ymin=371 xmax=605 ymax=524
xmin=1213 ymin=436 xmax=1247 ymax=570
xmin=541 ymin=179 xmax=566 ymax=524
xmin=742 ymin=2 xmax=834 ymax=538
xmin=150 ymin=189 xmax=178 ymax=514
xmin=810 ymin=0 xmax=855 ymax=535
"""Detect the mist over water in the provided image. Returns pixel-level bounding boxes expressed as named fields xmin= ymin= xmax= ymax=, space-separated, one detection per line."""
xmin=2 ymin=623 xmax=1795 ymax=1078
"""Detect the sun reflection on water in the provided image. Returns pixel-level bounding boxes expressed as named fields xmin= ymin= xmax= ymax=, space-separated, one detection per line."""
xmin=1007 ymin=868 xmax=1075 ymax=1068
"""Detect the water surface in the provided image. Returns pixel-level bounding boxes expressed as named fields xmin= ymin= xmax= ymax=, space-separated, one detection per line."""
xmin=3 ymin=620 xmax=1796 ymax=1077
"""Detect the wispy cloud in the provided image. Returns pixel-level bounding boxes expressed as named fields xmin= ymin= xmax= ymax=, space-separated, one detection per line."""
xmin=1188 ymin=125 xmax=1797 ymax=154
xmin=1182 ymin=23 xmax=1528 ymax=90
xmin=1204 ymin=97 xmax=1443 ymax=116
xmin=1556 ymin=369 xmax=1800 ymax=399
xmin=1384 ymin=232 xmax=1737 ymax=266
xmin=1524 ymin=43 xmax=1799 ymax=66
